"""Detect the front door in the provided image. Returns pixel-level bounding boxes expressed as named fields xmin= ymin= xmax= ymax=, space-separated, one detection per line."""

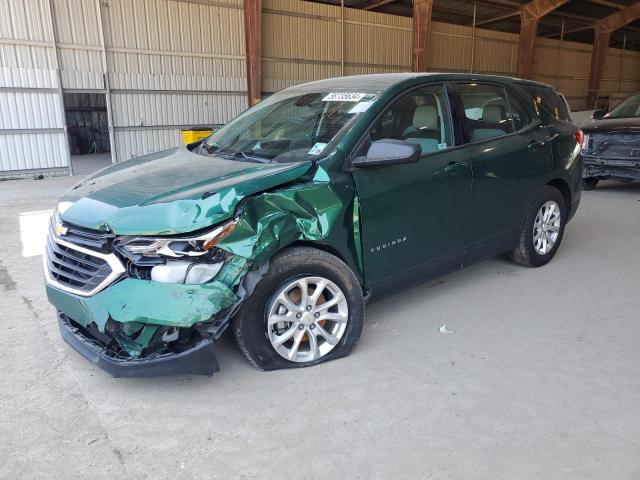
xmin=351 ymin=83 xmax=472 ymax=292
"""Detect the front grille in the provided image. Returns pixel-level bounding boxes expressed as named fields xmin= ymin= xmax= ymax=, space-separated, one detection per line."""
xmin=59 ymin=222 xmax=115 ymax=252
xmin=44 ymin=220 xmax=125 ymax=296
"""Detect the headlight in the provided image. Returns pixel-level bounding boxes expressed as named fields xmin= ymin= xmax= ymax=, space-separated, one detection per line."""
xmin=118 ymin=218 xmax=238 ymax=258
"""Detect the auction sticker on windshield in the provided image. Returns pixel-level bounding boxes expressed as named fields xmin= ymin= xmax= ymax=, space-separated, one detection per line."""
xmin=348 ymin=101 xmax=374 ymax=114
xmin=308 ymin=143 xmax=327 ymax=155
xmin=322 ymin=92 xmax=367 ymax=102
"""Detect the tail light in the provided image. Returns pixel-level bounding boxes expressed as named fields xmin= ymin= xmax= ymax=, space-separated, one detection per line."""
xmin=574 ymin=129 xmax=584 ymax=147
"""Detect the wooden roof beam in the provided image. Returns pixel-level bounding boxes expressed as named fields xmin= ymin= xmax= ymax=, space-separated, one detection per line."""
xmin=363 ymin=0 xmax=397 ymax=11
xmin=475 ymin=10 xmax=521 ymax=27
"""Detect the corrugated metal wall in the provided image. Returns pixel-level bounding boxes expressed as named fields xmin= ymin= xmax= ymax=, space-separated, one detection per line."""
xmin=0 ymin=0 xmax=69 ymax=175
xmin=102 ymin=0 xmax=247 ymax=160
xmin=1 ymin=0 xmax=247 ymax=175
xmin=262 ymin=2 xmax=638 ymax=111
xmin=262 ymin=0 xmax=411 ymax=93
xmin=3 ymin=0 xmax=640 ymax=175
xmin=426 ymin=21 xmax=637 ymax=111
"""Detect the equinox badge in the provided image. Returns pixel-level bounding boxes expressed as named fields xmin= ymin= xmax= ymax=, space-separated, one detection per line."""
xmin=370 ymin=236 xmax=407 ymax=253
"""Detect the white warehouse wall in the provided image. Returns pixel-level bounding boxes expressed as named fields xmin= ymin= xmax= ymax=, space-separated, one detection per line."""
xmin=0 ymin=0 xmax=69 ymax=176
xmin=0 ymin=0 xmax=248 ymax=176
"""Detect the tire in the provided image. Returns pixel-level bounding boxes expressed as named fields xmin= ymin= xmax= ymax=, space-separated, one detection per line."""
xmin=582 ymin=178 xmax=599 ymax=191
xmin=509 ymin=185 xmax=566 ymax=268
xmin=233 ymin=246 xmax=364 ymax=371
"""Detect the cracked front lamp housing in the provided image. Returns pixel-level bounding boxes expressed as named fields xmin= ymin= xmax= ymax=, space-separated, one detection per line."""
xmin=119 ymin=218 xmax=239 ymax=258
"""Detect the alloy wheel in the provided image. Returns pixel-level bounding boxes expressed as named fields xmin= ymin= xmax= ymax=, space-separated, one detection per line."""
xmin=267 ymin=276 xmax=349 ymax=363
xmin=533 ymin=200 xmax=561 ymax=255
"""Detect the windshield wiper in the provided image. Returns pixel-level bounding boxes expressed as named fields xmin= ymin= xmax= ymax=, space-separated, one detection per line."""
xmin=213 ymin=147 xmax=273 ymax=164
xmin=234 ymin=150 xmax=271 ymax=163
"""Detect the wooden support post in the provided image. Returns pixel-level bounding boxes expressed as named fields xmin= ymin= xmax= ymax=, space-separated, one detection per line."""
xmin=244 ymin=0 xmax=261 ymax=107
xmin=341 ymin=0 xmax=345 ymax=76
xmin=616 ymin=32 xmax=626 ymax=92
xmin=555 ymin=17 xmax=564 ymax=89
xmin=412 ymin=0 xmax=433 ymax=72
xmin=470 ymin=0 xmax=477 ymax=73
xmin=587 ymin=2 xmax=640 ymax=108
xmin=516 ymin=0 xmax=570 ymax=79
xmin=516 ymin=12 xmax=539 ymax=78
xmin=587 ymin=28 xmax=611 ymax=108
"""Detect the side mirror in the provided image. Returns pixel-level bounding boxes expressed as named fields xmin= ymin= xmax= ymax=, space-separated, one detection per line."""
xmin=592 ymin=110 xmax=605 ymax=120
xmin=352 ymin=139 xmax=421 ymax=168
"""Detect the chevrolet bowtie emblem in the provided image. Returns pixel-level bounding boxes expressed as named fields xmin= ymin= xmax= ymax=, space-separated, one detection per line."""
xmin=54 ymin=223 xmax=68 ymax=237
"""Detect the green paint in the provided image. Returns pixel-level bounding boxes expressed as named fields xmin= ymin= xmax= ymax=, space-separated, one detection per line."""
xmin=46 ymin=274 xmax=243 ymax=358
xmin=352 ymin=194 xmax=363 ymax=274
xmin=59 ymin=149 xmax=312 ymax=235
xmin=217 ymin=174 xmax=343 ymax=263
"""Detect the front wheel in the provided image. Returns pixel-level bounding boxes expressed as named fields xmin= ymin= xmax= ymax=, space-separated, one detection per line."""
xmin=233 ymin=247 xmax=364 ymax=370
xmin=509 ymin=185 xmax=566 ymax=267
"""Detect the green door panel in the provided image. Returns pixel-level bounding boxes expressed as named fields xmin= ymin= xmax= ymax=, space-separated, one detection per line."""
xmin=465 ymin=124 xmax=552 ymax=257
xmin=352 ymin=148 xmax=472 ymax=288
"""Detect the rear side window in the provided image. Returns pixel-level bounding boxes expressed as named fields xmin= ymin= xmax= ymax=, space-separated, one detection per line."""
xmin=456 ymin=83 xmax=529 ymax=142
xmin=521 ymin=85 xmax=571 ymax=122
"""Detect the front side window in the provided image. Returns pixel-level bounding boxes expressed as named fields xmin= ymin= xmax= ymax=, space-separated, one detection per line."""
xmin=456 ymin=83 xmax=522 ymax=142
xmin=607 ymin=95 xmax=640 ymax=119
xmin=200 ymin=91 xmax=377 ymax=163
xmin=366 ymin=84 xmax=453 ymax=156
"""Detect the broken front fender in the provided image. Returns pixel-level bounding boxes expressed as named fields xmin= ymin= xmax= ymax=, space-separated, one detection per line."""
xmin=217 ymin=174 xmax=345 ymax=263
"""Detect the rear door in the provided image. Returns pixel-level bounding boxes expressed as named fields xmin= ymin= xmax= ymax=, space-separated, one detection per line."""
xmin=451 ymin=82 xmax=553 ymax=259
xmin=351 ymin=83 xmax=472 ymax=291
xmin=519 ymin=83 xmax=580 ymax=171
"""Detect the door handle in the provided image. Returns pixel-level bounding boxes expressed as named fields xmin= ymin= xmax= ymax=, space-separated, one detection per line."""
xmin=444 ymin=161 xmax=465 ymax=174
xmin=528 ymin=140 xmax=545 ymax=151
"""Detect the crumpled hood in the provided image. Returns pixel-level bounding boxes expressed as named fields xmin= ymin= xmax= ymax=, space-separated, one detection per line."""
xmin=59 ymin=146 xmax=312 ymax=235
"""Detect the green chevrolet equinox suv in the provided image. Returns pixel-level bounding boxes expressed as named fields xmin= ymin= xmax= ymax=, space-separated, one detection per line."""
xmin=45 ymin=73 xmax=583 ymax=377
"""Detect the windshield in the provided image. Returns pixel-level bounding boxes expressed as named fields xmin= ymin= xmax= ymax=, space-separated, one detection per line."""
xmin=200 ymin=91 xmax=377 ymax=163
xmin=607 ymin=95 xmax=640 ymax=119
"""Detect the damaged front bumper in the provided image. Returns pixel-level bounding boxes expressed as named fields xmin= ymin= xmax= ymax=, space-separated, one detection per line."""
xmin=46 ymin=278 xmax=238 ymax=377
xmin=57 ymin=311 xmax=218 ymax=377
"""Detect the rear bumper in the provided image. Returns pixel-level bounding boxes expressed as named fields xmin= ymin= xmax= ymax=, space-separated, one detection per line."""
xmin=583 ymin=155 xmax=640 ymax=181
xmin=58 ymin=312 xmax=219 ymax=377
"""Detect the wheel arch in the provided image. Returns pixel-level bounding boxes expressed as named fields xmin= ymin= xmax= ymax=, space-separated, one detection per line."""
xmin=546 ymin=178 xmax=571 ymax=218
xmin=284 ymin=240 xmax=364 ymax=287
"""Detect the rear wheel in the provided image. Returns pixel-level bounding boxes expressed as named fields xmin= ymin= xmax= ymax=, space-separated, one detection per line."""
xmin=582 ymin=178 xmax=599 ymax=190
xmin=233 ymin=247 xmax=364 ymax=370
xmin=510 ymin=185 xmax=566 ymax=267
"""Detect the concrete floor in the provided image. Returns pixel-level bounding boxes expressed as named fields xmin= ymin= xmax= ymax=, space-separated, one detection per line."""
xmin=1 ymin=175 xmax=639 ymax=480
